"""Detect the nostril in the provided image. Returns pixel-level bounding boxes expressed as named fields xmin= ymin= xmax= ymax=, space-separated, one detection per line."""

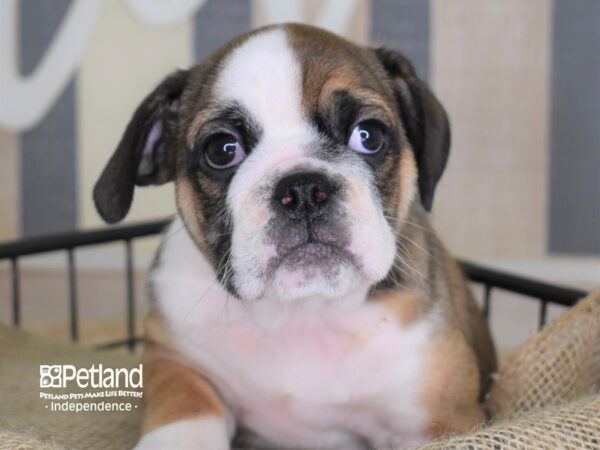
xmin=281 ymin=192 xmax=296 ymax=207
xmin=313 ymin=188 xmax=328 ymax=204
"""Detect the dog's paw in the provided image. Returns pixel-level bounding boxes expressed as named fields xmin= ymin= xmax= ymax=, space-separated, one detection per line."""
xmin=133 ymin=416 xmax=230 ymax=450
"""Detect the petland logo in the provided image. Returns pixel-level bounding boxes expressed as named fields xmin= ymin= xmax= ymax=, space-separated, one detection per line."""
xmin=40 ymin=364 xmax=143 ymax=389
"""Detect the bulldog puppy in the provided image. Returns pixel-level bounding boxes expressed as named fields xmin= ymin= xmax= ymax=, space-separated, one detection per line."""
xmin=94 ymin=23 xmax=496 ymax=450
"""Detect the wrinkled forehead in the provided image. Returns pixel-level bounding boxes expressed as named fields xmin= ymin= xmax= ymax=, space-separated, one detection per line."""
xmin=213 ymin=28 xmax=304 ymax=141
xmin=203 ymin=26 xmax=395 ymax=140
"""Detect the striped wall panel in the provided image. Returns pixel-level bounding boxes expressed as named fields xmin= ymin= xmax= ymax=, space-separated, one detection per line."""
xmin=549 ymin=0 xmax=600 ymax=255
xmin=371 ymin=0 xmax=429 ymax=81
xmin=0 ymin=129 xmax=19 ymax=239
xmin=19 ymin=0 xmax=77 ymax=236
xmin=194 ymin=0 xmax=251 ymax=62
xmin=430 ymin=0 xmax=552 ymax=258
xmin=0 ymin=0 xmax=597 ymax=259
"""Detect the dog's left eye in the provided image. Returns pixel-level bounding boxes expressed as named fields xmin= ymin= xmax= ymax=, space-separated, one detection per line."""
xmin=204 ymin=134 xmax=247 ymax=169
xmin=348 ymin=121 xmax=385 ymax=154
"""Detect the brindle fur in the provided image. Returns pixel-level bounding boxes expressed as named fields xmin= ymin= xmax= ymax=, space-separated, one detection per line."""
xmin=94 ymin=23 xmax=497 ymax=445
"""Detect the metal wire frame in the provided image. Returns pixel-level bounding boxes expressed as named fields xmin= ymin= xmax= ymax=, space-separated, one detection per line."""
xmin=0 ymin=218 xmax=589 ymax=351
xmin=0 ymin=219 xmax=169 ymax=351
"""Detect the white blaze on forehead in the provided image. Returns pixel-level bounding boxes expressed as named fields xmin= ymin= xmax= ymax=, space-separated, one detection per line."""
xmin=214 ymin=27 xmax=306 ymax=142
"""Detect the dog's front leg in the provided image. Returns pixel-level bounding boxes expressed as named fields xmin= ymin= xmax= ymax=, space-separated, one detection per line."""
xmin=134 ymin=358 xmax=232 ymax=450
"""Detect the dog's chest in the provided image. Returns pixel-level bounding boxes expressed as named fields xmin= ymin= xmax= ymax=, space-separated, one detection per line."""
xmin=169 ymin=299 xmax=431 ymax=448
xmin=154 ymin=223 xmax=433 ymax=448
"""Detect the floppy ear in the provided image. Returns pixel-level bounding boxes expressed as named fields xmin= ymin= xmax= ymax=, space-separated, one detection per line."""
xmin=93 ymin=70 xmax=189 ymax=223
xmin=372 ymin=47 xmax=450 ymax=211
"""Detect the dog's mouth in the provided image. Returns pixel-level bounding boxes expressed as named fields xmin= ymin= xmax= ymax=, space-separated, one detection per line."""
xmin=265 ymin=240 xmax=357 ymax=278
xmin=249 ymin=239 xmax=361 ymax=302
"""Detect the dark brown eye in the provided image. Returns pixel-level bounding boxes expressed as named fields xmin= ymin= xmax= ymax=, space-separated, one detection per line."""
xmin=204 ymin=133 xmax=246 ymax=169
xmin=348 ymin=120 xmax=385 ymax=154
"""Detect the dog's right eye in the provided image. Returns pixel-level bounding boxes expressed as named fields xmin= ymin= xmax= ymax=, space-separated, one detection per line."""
xmin=204 ymin=133 xmax=247 ymax=169
xmin=348 ymin=121 xmax=385 ymax=154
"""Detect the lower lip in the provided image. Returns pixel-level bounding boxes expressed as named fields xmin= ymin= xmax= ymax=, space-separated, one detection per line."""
xmin=278 ymin=242 xmax=348 ymax=267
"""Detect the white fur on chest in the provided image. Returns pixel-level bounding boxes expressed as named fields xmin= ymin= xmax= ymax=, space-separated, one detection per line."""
xmin=153 ymin=219 xmax=431 ymax=449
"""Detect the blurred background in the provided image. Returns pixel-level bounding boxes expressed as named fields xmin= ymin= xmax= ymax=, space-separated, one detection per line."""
xmin=0 ymin=0 xmax=598 ymax=351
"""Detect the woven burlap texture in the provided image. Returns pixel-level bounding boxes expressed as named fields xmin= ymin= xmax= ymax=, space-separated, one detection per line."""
xmin=412 ymin=394 xmax=600 ymax=450
xmin=1 ymin=291 xmax=598 ymax=450
xmin=412 ymin=290 xmax=600 ymax=450
xmin=0 ymin=430 xmax=66 ymax=450
xmin=487 ymin=289 xmax=600 ymax=419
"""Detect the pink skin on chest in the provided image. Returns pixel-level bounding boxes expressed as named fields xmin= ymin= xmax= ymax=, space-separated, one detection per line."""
xmin=172 ymin=300 xmax=432 ymax=448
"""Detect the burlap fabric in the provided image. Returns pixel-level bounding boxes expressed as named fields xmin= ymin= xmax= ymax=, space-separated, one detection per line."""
xmin=413 ymin=290 xmax=600 ymax=450
xmin=0 ymin=326 xmax=142 ymax=450
xmin=0 ymin=430 xmax=65 ymax=450
xmin=1 ymin=291 xmax=598 ymax=450
xmin=487 ymin=289 xmax=600 ymax=419
xmin=413 ymin=394 xmax=600 ymax=449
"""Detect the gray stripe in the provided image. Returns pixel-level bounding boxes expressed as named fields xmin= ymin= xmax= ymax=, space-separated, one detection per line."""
xmin=19 ymin=0 xmax=72 ymax=75
xmin=371 ymin=0 xmax=430 ymax=81
xmin=194 ymin=0 xmax=251 ymax=62
xmin=549 ymin=0 xmax=600 ymax=255
xmin=19 ymin=0 xmax=77 ymax=236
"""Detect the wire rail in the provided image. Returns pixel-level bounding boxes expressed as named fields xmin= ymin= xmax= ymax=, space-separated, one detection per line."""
xmin=0 ymin=219 xmax=170 ymax=351
xmin=0 ymin=218 xmax=589 ymax=351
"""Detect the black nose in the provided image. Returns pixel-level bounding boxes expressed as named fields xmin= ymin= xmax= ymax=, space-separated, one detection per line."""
xmin=273 ymin=172 xmax=338 ymax=220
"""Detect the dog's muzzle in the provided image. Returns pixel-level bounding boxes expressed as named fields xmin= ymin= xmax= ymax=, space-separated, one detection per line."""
xmin=265 ymin=170 xmax=352 ymax=273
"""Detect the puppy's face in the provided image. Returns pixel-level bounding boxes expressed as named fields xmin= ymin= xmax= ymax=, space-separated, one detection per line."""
xmin=94 ymin=24 xmax=449 ymax=307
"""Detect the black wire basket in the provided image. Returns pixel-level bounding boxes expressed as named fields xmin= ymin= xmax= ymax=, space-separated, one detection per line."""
xmin=0 ymin=218 xmax=588 ymax=351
